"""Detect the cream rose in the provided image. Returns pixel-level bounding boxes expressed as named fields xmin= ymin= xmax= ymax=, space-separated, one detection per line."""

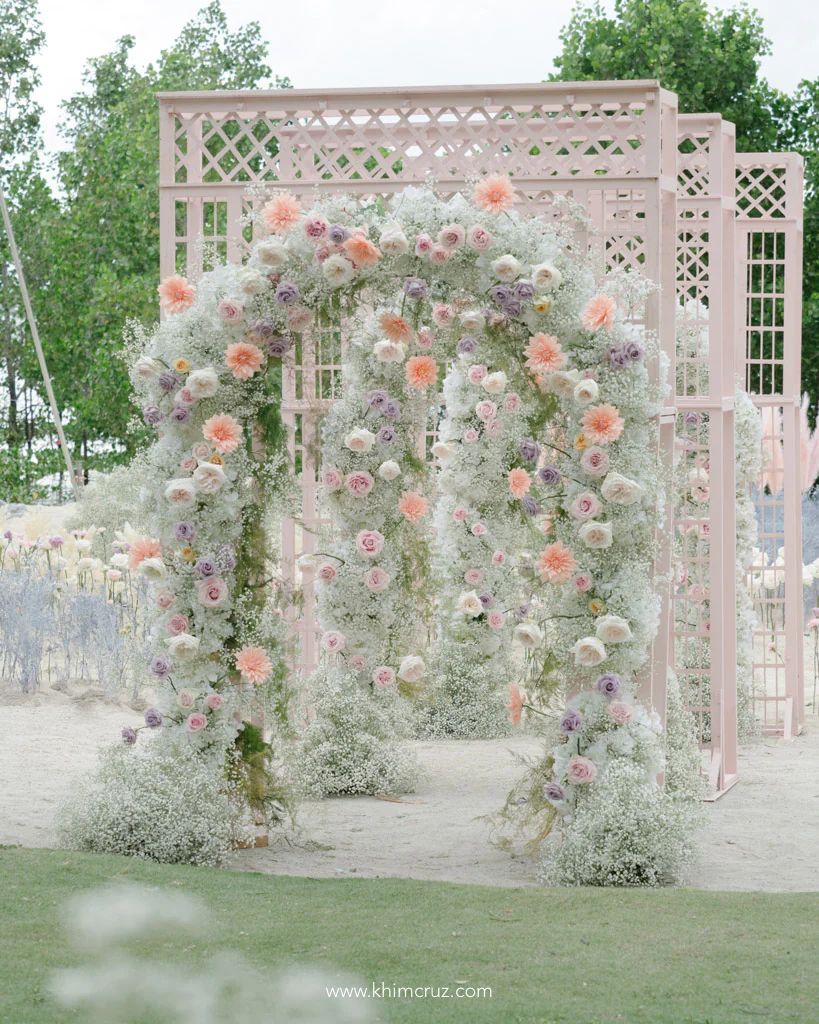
xmin=459 ymin=310 xmax=486 ymax=332
xmin=373 ymin=339 xmax=405 ymax=363
xmin=531 ymin=262 xmax=563 ymax=292
xmin=379 ymin=222 xmax=409 ymax=255
xmin=165 ymin=634 xmax=201 ymax=660
xmin=187 ymin=367 xmax=219 ymax=399
xmin=578 ymin=521 xmax=613 ymax=549
xmin=344 ymin=428 xmax=376 ymax=453
xmin=398 ymin=655 xmax=425 ymax=682
xmin=491 ymin=254 xmax=522 ymax=282
xmin=595 ymin=614 xmax=633 ymax=644
xmin=601 ymin=472 xmax=643 ymax=506
xmin=457 ymin=590 xmax=483 ymax=618
xmin=571 ymin=636 xmax=607 ymax=667
xmin=323 ymin=254 xmax=356 ymax=287
xmin=238 ymin=268 xmax=268 ymax=295
xmin=481 ymin=371 xmax=507 ymax=395
xmin=378 ymin=460 xmax=401 ymax=481
xmin=193 ymin=462 xmax=226 ymax=495
xmin=254 ymin=238 xmax=289 ymax=267
xmin=164 ymin=478 xmax=198 ymax=508
xmin=431 ymin=441 xmax=457 ymax=463
xmin=515 ymin=622 xmax=543 ymax=648
xmin=547 ymin=370 xmax=581 ymax=398
xmin=573 ymin=379 xmax=599 ymax=405
xmin=138 ymin=557 xmax=166 ymax=580
xmin=135 ymin=356 xmax=161 ymax=378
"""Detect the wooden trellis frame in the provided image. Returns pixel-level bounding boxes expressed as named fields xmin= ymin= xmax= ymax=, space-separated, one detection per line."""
xmin=156 ymin=82 xmax=803 ymax=768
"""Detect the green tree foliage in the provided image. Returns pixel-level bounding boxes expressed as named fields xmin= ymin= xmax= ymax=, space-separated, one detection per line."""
xmin=552 ymin=0 xmax=817 ymax=409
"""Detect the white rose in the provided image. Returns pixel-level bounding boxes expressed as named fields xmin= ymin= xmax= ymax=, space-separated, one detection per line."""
xmin=165 ymin=634 xmax=201 ymax=660
xmin=531 ymin=263 xmax=563 ymax=292
xmin=187 ymin=367 xmax=219 ymax=399
xmin=138 ymin=557 xmax=167 ymax=580
xmin=595 ymin=614 xmax=633 ymax=644
xmin=482 ymin=371 xmax=507 ymax=395
xmin=491 ymin=254 xmax=522 ymax=282
xmin=135 ymin=356 xmax=161 ymax=378
xmin=238 ymin=268 xmax=268 ymax=294
xmin=378 ymin=460 xmax=401 ymax=481
xmin=578 ymin=521 xmax=613 ymax=548
xmin=431 ymin=441 xmax=457 ymax=463
xmin=344 ymin=428 xmax=376 ymax=453
xmin=547 ymin=370 xmax=581 ymax=397
xmin=571 ymin=636 xmax=607 ymax=666
xmin=110 ymin=553 xmax=129 ymax=569
xmin=601 ymin=472 xmax=643 ymax=506
xmin=459 ymin=310 xmax=486 ymax=332
xmin=379 ymin=222 xmax=409 ymax=255
xmin=193 ymin=462 xmax=226 ymax=495
xmin=254 ymin=238 xmax=289 ymax=268
xmin=457 ymin=590 xmax=483 ymax=618
xmin=164 ymin=478 xmax=198 ymax=507
xmin=573 ymin=379 xmax=599 ymax=405
xmin=398 ymin=655 xmax=425 ymax=682
xmin=323 ymin=254 xmax=356 ymax=288
xmin=515 ymin=622 xmax=543 ymax=648
xmin=373 ymin=339 xmax=405 ymax=363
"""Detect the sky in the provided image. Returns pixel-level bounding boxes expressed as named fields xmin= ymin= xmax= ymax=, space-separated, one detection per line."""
xmin=36 ymin=0 xmax=819 ymax=153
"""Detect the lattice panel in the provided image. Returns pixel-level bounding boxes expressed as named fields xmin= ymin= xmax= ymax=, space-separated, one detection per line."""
xmin=736 ymin=162 xmax=789 ymax=219
xmin=742 ymin=231 xmax=786 ymax=396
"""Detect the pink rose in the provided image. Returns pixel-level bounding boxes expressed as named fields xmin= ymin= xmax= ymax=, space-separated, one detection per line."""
xmin=323 ymin=467 xmax=344 ymax=491
xmin=475 ymin=400 xmax=496 ymax=422
xmin=364 ymin=567 xmax=391 ymax=592
xmin=571 ymin=491 xmax=602 ymax=521
xmin=438 ymin=223 xmax=465 ymax=250
xmin=205 ymin=693 xmax=224 ymax=710
xmin=485 ymin=419 xmax=503 ymax=437
xmin=504 ymin=393 xmax=521 ymax=412
xmin=304 ymin=216 xmax=327 ymax=240
xmin=464 ymin=568 xmax=484 ymax=586
xmin=572 ymin=572 xmax=594 ymax=592
xmin=166 ymin=613 xmax=189 ymax=636
xmin=566 ymin=754 xmax=596 ymax=784
xmin=177 ymin=387 xmax=195 ymax=406
xmin=608 ymin=701 xmax=634 ymax=725
xmin=453 ymin=506 xmax=468 ymax=522
xmin=487 ymin=610 xmax=504 ymax=629
xmin=463 ymin=428 xmax=479 ymax=443
xmin=429 ymin=245 xmax=450 ymax=265
xmin=288 ymin=306 xmax=313 ymax=332
xmin=471 ymin=523 xmax=487 ymax=536
xmin=492 ymin=550 xmax=506 ymax=565
xmin=313 ymin=245 xmax=330 ymax=263
xmin=177 ymin=689 xmax=196 ymax=709
xmin=468 ymin=365 xmax=488 ymax=385
xmin=192 ymin=441 xmax=211 ymax=460
xmin=416 ymin=329 xmax=435 ymax=350
xmin=373 ymin=666 xmax=396 ymax=686
xmin=216 ymin=298 xmax=244 ymax=323
xmin=196 ymin=576 xmax=229 ymax=608
xmin=321 ymin=630 xmax=346 ymax=653
xmin=356 ymin=529 xmax=385 ymax=558
xmin=466 ymin=224 xmax=492 ymax=251
xmin=155 ymin=590 xmax=176 ymax=610
xmin=180 ymin=456 xmax=197 ymax=472
xmin=432 ymin=303 xmax=454 ymax=327
xmin=348 ymin=654 xmax=368 ymax=671
xmin=345 ymin=470 xmax=374 ymax=498
xmin=185 ymin=711 xmax=208 ymax=732
xmin=318 ymin=563 xmax=338 ymax=583
xmin=415 ymin=234 xmax=434 ymax=256
xmin=580 ymin=446 xmax=610 ymax=478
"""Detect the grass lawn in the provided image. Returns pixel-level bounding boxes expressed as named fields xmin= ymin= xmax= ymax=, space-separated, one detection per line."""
xmin=1 ymin=847 xmax=817 ymax=1024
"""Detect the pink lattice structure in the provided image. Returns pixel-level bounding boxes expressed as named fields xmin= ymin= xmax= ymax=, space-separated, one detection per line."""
xmin=157 ymin=82 xmax=804 ymax=794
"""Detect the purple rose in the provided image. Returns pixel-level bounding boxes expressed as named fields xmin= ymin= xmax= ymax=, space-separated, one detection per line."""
xmin=478 ymin=591 xmax=494 ymax=609
xmin=382 ymin=400 xmax=402 ymax=421
xmin=377 ymin=426 xmax=397 ymax=445
xmin=521 ymin=495 xmax=540 ymax=516
xmin=606 ymin=345 xmax=629 ymax=370
xmin=456 ymin=335 xmax=479 ymax=356
xmin=518 ymin=437 xmax=541 ymax=463
xmin=266 ymin=335 xmax=292 ymax=359
xmin=216 ymin=544 xmax=237 ymax=572
xmin=169 ymin=405 xmax=191 ymax=424
xmin=158 ymin=371 xmax=178 ymax=393
xmin=143 ymin=708 xmax=163 ymax=729
xmin=250 ymin=317 xmax=276 ymax=339
xmin=538 ymin=465 xmax=561 ymax=486
xmin=275 ymin=281 xmax=300 ymax=306
xmin=365 ymin=389 xmax=390 ymax=410
xmin=121 ymin=727 xmax=137 ymax=746
xmin=403 ymin=277 xmax=427 ymax=300
xmin=491 ymin=285 xmax=512 ymax=306
xmin=559 ymin=709 xmax=584 ymax=734
xmin=544 ymin=781 xmax=566 ymax=802
xmin=513 ymin=603 xmax=531 ymax=618
xmin=684 ymin=411 xmax=699 ymax=425
xmin=596 ymin=672 xmax=623 ymax=699
xmin=328 ymin=223 xmax=350 ymax=245
xmin=142 ymin=405 xmax=163 ymax=425
xmin=149 ymin=654 xmax=172 ymax=678
xmin=174 ymin=521 xmax=196 ymax=542
xmin=624 ymin=340 xmax=644 ymax=362
xmin=513 ymin=279 xmax=535 ymax=301
xmin=194 ymin=557 xmax=218 ymax=578
xmin=501 ymin=299 xmax=523 ymax=318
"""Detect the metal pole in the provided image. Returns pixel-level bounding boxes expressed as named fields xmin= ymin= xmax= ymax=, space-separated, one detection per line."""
xmin=0 ymin=180 xmax=82 ymax=501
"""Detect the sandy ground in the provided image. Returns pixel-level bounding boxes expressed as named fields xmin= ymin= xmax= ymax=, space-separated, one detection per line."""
xmin=2 ymin=687 xmax=819 ymax=891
